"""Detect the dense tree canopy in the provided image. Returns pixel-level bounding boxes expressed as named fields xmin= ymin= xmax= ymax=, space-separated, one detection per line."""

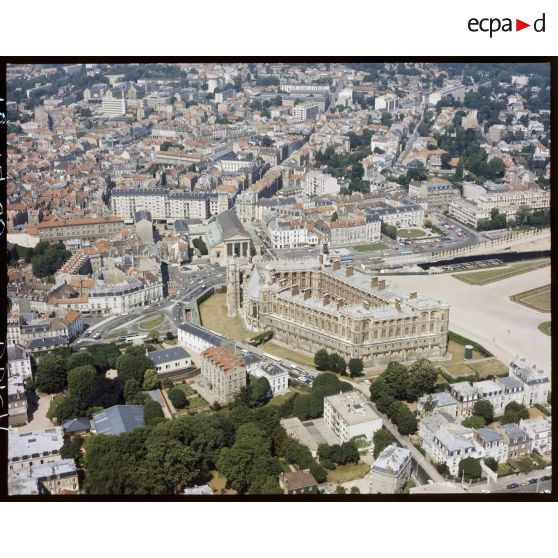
xmin=36 ymin=354 xmax=68 ymax=393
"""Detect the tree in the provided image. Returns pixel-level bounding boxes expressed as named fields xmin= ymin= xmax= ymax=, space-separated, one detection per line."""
xmin=144 ymin=398 xmax=165 ymax=427
xmin=381 ymin=112 xmax=393 ymax=126
xmin=67 ymin=365 xmax=97 ymax=405
xmin=143 ymin=437 xmax=201 ymax=494
xmin=116 ymin=354 xmax=151 ymax=386
xmin=309 ymin=462 xmax=327 ymax=484
xmin=348 ymin=358 xmax=364 ymax=378
xmin=31 ymin=241 xmax=71 ymax=278
xmin=36 ymin=354 xmax=67 ymax=393
xmin=124 ymin=379 xmax=141 ymax=403
xmin=250 ymin=376 xmax=272 ymax=407
xmin=86 ymin=344 xmax=121 ymax=372
xmin=60 ymin=435 xmax=84 ymax=461
xmin=389 ymin=400 xmax=418 ymax=435
xmin=328 ymin=353 xmax=347 ymax=375
xmin=372 ymin=428 xmax=396 ymax=458
xmin=192 ymin=237 xmax=208 ymax=256
xmin=500 ymin=401 xmax=529 ymax=424
xmin=407 ymin=359 xmax=438 ymax=400
xmin=67 ymin=351 xmax=96 ymax=372
xmin=142 ymin=369 xmax=159 ymax=391
xmin=484 ymin=456 xmax=498 ymax=472
xmin=248 ymin=475 xmax=283 ymax=494
xmin=217 ymin=423 xmax=281 ymax=493
xmin=292 ymin=394 xmax=311 ymax=421
xmin=382 ymin=361 xmax=410 ymax=400
xmin=473 ymin=400 xmax=494 ymax=424
xmin=55 ymin=393 xmax=83 ymax=422
xmin=314 ymin=349 xmax=330 ymax=371
xmin=168 ymin=388 xmax=188 ymax=409
xmin=370 ymin=378 xmax=395 ymax=414
xmin=486 ymin=157 xmax=505 ymax=180
xmin=462 ymin=415 xmax=486 ymax=429
xmin=458 ymin=457 xmax=482 ymax=480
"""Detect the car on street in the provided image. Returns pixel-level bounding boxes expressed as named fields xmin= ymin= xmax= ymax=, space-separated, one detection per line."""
xmin=542 ymin=490 xmax=551 ymax=494
xmin=528 ymin=478 xmax=538 ymax=484
xmin=480 ymin=489 xmax=490 ymax=494
xmin=540 ymin=475 xmax=551 ymax=481
xmin=506 ymin=483 xmax=519 ymax=489
xmin=520 ymin=480 xmax=529 ymax=487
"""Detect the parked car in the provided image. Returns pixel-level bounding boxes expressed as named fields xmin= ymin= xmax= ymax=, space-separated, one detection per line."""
xmin=528 ymin=478 xmax=539 ymax=485
xmin=542 ymin=490 xmax=551 ymax=494
xmin=540 ymin=475 xmax=551 ymax=481
xmin=507 ymin=483 xmax=519 ymax=489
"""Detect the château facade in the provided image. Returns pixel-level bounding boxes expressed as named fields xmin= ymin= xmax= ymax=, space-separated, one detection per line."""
xmin=227 ymin=256 xmax=449 ymax=367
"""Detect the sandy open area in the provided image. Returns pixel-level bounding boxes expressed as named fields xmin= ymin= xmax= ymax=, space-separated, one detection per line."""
xmin=388 ymin=267 xmax=551 ymax=382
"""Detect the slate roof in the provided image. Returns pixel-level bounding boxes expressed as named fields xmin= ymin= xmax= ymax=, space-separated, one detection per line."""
xmin=91 ymin=405 xmax=145 ymax=436
xmin=178 ymin=322 xmax=225 ymax=347
xmin=62 ymin=417 xmax=92 ymax=434
xmin=148 ymin=346 xmax=191 ymax=365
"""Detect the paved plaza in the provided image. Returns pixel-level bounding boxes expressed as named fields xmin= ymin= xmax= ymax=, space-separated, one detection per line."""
xmin=388 ymin=266 xmax=551 ymax=381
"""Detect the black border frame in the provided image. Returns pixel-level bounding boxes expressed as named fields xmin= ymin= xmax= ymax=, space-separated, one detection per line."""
xmin=0 ymin=56 xmax=555 ymax=502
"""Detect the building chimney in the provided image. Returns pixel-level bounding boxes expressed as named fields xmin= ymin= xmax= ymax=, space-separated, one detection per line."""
xmin=337 ymin=300 xmax=343 ymax=310
xmin=410 ymin=291 xmax=417 ymax=299
xmin=363 ymin=300 xmax=370 ymax=310
xmin=323 ymin=295 xmax=330 ymax=306
xmin=304 ymin=289 xmax=311 ymax=300
xmin=291 ymin=285 xmax=299 ymax=296
xmin=319 ymin=255 xmax=324 ymax=265
xmin=395 ymin=298 xmax=401 ymax=311
xmin=346 ymin=265 xmax=353 ymax=277
xmin=378 ymin=279 xmax=385 ymax=290
xmin=371 ymin=276 xmax=378 ymax=288
xmin=332 ymin=260 xmax=340 ymax=271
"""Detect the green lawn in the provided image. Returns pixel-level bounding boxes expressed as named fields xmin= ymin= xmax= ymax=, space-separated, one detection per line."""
xmin=326 ymin=462 xmax=370 ymax=484
xmin=260 ymin=341 xmax=316 ymax=369
xmin=437 ymin=340 xmax=506 ymax=379
xmin=397 ymin=228 xmax=426 ymax=238
xmin=467 ymin=359 xmax=508 ymax=378
xmin=267 ymin=391 xmax=297 ymax=407
xmin=538 ymin=321 xmax=551 ymax=336
xmin=105 ymin=328 xmax=128 ymax=339
xmin=453 ymin=258 xmax=550 ymax=286
xmin=199 ymin=292 xmax=252 ymax=341
xmin=511 ymin=285 xmax=550 ymax=313
xmin=188 ymin=396 xmax=209 ymax=409
xmin=139 ymin=313 xmax=165 ymax=330
xmin=352 ymin=242 xmax=387 ymax=252
xmin=528 ymin=406 xmax=547 ymax=419
xmin=173 ymin=382 xmax=196 ymax=397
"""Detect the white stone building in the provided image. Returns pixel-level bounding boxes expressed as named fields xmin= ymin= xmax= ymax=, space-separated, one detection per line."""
xmin=519 ymin=417 xmax=551 ymax=455
xmin=369 ymin=445 xmax=412 ymax=494
xmin=508 ymin=358 xmax=549 ymax=406
xmin=249 ymin=362 xmax=289 ymax=396
xmin=323 ymin=390 xmax=382 ymax=443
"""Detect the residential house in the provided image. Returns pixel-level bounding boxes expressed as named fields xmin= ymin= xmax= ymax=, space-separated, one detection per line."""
xmin=473 ymin=428 xmax=508 ymax=464
xmin=449 ymin=382 xmax=479 ymax=418
xmin=417 ymin=391 xmax=459 ymax=418
xmin=370 ymin=445 xmax=412 ymax=494
xmin=508 ymin=358 xmax=549 ymax=406
xmin=147 ymin=346 xmax=192 ymax=377
xmin=279 ymin=470 xmax=318 ymax=495
xmin=519 ymin=417 xmax=551 ymax=456
xmin=495 ymin=423 xmax=531 ymax=461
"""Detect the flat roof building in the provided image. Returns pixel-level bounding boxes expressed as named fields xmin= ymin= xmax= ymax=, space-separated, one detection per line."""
xmin=324 ymin=390 xmax=382 ymax=443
